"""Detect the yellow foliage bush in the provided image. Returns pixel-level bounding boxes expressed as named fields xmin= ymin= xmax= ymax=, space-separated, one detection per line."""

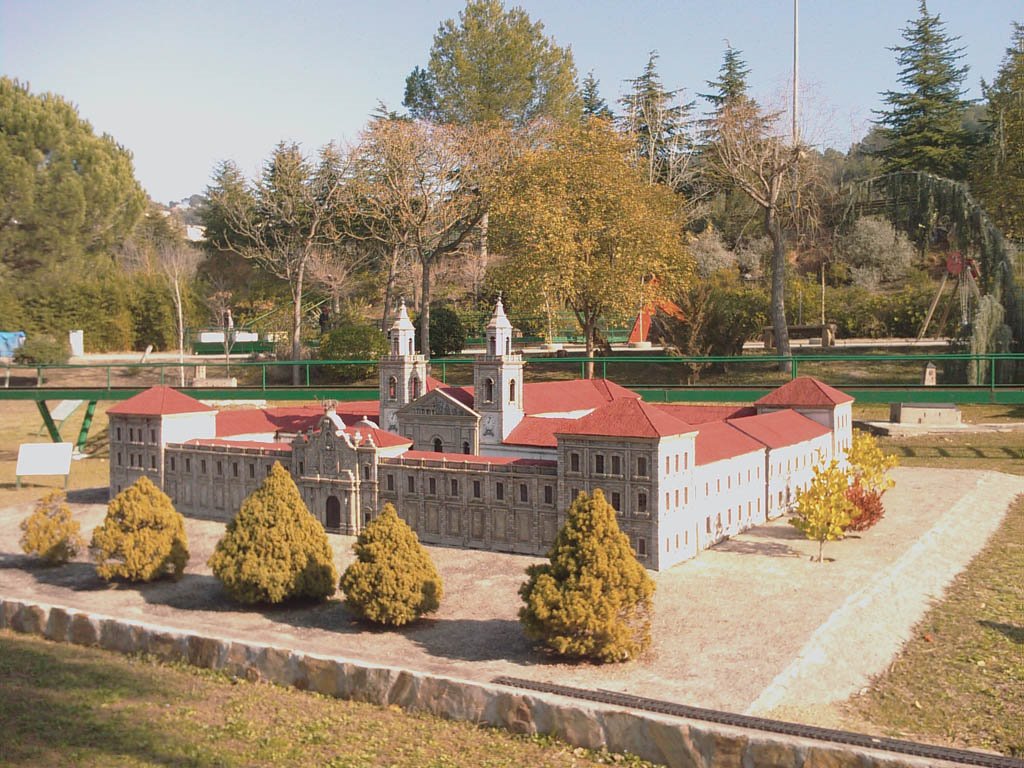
xmin=209 ymin=462 xmax=337 ymax=605
xmin=847 ymin=428 xmax=898 ymax=494
xmin=91 ymin=476 xmax=189 ymax=582
xmin=519 ymin=489 xmax=655 ymax=662
xmin=339 ymin=503 xmax=442 ymax=626
xmin=790 ymin=460 xmax=857 ymax=562
xmin=20 ymin=490 xmax=83 ymax=565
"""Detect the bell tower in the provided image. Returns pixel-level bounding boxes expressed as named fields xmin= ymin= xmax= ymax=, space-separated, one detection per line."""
xmin=378 ymin=300 xmax=427 ymax=434
xmin=473 ymin=296 xmax=524 ymax=446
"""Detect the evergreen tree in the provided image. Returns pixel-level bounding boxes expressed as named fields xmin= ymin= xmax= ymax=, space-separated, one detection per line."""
xmin=339 ymin=504 xmax=443 ymax=626
xmin=20 ymin=490 xmax=83 ymax=566
xmin=519 ymin=490 xmax=655 ymax=662
xmin=874 ymin=0 xmax=971 ymax=179
xmin=0 ymin=77 xmax=146 ymax=275
xmin=581 ymin=71 xmax=613 ymax=120
xmin=970 ymin=23 xmax=1024 ymax=239
xmin=403 ymin=0 xmax=580 ymax=126
xmin=699 ymin=45 xmax=752 ymax=112
xmin=91 ymin=477 xmax=189 ymax=582
xmin=620 ymin=51 xmax=695 ymax=189
xmin=209 ymin=462 xmax=337 ymax=604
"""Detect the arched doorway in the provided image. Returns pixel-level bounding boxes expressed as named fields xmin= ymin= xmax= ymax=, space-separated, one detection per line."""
xmin=325 ymin=496 xmax=341 ymax=529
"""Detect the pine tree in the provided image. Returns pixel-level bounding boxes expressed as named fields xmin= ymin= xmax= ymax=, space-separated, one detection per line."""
xmin=790 ymin=461 xmax=857 ymax=563
xmin=519 ymin=490 xmax=655 ymax=662
xmin=874 ymin=0 xmax=971 ymax=179
xmin=581 ymin=71 xmax=613 ymax=120
xmin=20 ymin=490 xmax=83 ymax=565
xmin=91 ymin=477 xmax=189 ymax=582
xmin=339 ymin=503 xmax=443 ymax=626
xmin=970 ymin=23 xmax=1024 ymax=239
xmin=620 ymin=51 xmax=695 ymax=189
xmin=209 ymin=462 xmax=337 ymax=604
xmin=700 ymin=45 xmax=752 ymax=113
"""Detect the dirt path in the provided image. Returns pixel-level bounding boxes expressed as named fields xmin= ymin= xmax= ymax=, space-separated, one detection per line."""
xmin=1 ymin=467 xmax=1019 ymax=717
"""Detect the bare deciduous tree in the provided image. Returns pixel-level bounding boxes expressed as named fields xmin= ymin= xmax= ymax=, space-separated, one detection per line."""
xmin=157 ymin=243 xmax=202 ymax=385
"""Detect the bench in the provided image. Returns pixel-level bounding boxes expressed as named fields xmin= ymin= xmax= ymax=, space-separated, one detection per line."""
xmin=762 ymin=323 xmax=837 ymax=349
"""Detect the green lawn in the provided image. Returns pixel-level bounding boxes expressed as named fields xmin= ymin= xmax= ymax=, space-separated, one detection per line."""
xmin=0 ymin=631 xmax=661 ymax=768
xmin=844 ymin=496 xmax=1024 ymax=756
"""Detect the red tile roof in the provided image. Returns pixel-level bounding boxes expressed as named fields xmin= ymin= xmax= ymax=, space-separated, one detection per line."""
xmin=503 ymin=416 xmax=577 ymax=448
xmin=755 ymin=377 xmax=853 ymax=407
xmin=694 ymin=421 xmax=765 ymax=465
xmin=522 ymin=378 xmax=637 ymax=416
xmin=557 ymin=397 xmax=694 ymax=439
xmin=216 ymin=406 xmax=322 ymax=436
xmin=400 ymin=450 xmax=556 ymax=467
xmin=440 ymin=386 xmax=475 ymax=408
xmin=728 ymin=410 xmax=831 ymax=449
xmin=108 ymin=386 xmax=215 ymax=416
xmin=344 ymin=426 xmax=411 ymax=448
xmin=654 ymin=404 xmax=757 ymax=424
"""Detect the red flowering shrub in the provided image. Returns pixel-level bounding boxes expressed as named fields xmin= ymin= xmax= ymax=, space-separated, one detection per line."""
xmin=846 ymin=479 xmax=885 ymax=531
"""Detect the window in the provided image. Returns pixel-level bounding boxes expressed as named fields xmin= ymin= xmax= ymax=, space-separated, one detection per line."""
xmin=185 ymin=457 xmax=191 ymax=472
xmin=116 ymin=427 xmax=122 ymax=440
xmin=675 ymin=454 xmax=679 ymax=472
xmin=201 ymin=459 xmax=207 ymax=474
xmin=433 ymin=437 xmax=443 ymax=453
xmin=638 ymin=492 xmax=647 ymax=513
xmin=684 ymin=487 xmax=689 ymax=504
xmin=674 ymin=489 xmax=679 ymax=506
xmin=428 ymin=477 xmax=436 ymax=495
xmin=665 ymin=456 xmax=670 ymax=474
xmin=150 ymin=455 xmax=156 ymax=469
xmin=675 ymin=533 xmax=679 ymax=548
xmin=665 ymin=492 xmax=669 ymax=509
xmin=637 ymin=457 xmax=647 ymax=477
xmin=299 ymin=461 xmax=304 ymax=475
xmin=509 ymin=379 xmax=516 ymax=403
xmin=388 ymin=376 xmax=397 ymax=400
xmin=543 ymin=485 xmax=553 ymax=504
xmin=363 ymin=464 xmax=370 ymax=480
xmin=150 ymin=429 xmax=157 ymax=443
xmin=216 ymin=461 xmax=223 ymax=476
xmin=473 ymin=480 xmax=481 ymax=499
xmin=233 ymin=462 xmax=239 ymax=478
xmin=408 ymin=475 xmax=416 ymax=492
xmin=450 ymin=478 xmax=459 ymax=496
xmin=519 ymin=483 xmax=528 ymax=502
xmin=637 ymin=537 xmax=647 ymax=557
xmin=248 ymin=463 xmax=255 ymax=478
xmin=684 ymin=452 xmax=688 ymax=470
xmin=570 ymin=452 xmax=580 ymax=472
xmin=386 ymin=473 xmax=394 ymax=491
xmin=129 ymin=427 xmax=134 ymax=442
xmin=496 ymin=482 xmax=504 ymax=501
xmin=168 ymin=456 xmax=174 ymax=471
xmin=595 ymin=454 xmax=605 ymax=474
xmin=611 ymin=455 xmax=621 ymax=475
xmin=462 ymin=441 xmax=470 ymax=454
xmin=485 ymin=378 xmax=494 ymax=403
xmin=412 ymin=377 xmax=421 ymax=399
xmin=611 ymin=491 xmax=620 ymax=510
xmin=705 ymin=482 xmax=709 ymax=496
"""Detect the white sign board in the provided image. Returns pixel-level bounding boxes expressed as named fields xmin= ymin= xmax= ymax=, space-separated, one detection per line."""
xmin=17 ymin=442 xmax=73 ymax=477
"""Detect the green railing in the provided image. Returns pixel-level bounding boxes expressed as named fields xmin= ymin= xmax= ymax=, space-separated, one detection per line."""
xmin=2 ymin=351 xmax=1021 ymax=404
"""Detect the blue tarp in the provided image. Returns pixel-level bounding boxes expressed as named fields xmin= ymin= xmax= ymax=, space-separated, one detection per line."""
xmin=0 ymin=331 xmax=26 ymax=357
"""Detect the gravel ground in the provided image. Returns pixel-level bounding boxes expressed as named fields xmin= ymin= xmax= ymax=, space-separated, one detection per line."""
xmin=1 ymin=466 xmax=1020 ymax=718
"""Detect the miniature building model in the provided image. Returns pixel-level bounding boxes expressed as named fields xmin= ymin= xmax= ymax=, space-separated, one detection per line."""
xmin=108 ymin=299 xmax=854 ymax=571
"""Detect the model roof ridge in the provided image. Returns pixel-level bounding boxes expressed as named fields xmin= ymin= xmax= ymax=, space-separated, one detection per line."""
xmin=108 ymin=385 xmax=215 ymax=416
xmin=755 ymin=376 xmax=854 ymax=406
xmin=556 ymin=396 xmax=695 ymax=438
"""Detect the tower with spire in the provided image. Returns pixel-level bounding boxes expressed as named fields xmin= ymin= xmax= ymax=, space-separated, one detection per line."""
xmin=473 ymin=296 xmax=524 ymax=445
xmin=378 ymin=300 xmax=427 ymax=434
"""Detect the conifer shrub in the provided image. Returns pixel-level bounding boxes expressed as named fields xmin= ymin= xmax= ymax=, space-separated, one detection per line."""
xmin=339 ymin=503 xmax=442 ymax=626
xmin=519 ymin=489 xmax=655 ymax=663
xmin=209 ymin=462 xmax=337 ymax=604
xmin=91 ymin=476 xmax=189 ymax=581
xmin=20 ymin=490 xmax=83 ymax=565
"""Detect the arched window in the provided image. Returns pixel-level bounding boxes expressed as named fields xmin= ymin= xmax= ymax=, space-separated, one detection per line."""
xmin=388 ymin=376 xmax=397 ymax=400
xmin=509 ymin=379 xmax=516 ymax=403
xmin=407 ymin=338 xmax=414 ymax=355
xmin=325 ymin=496 xmax=341 ymax=529
xmin=462 ymin=441 xmax=471 ymax=454
xmin=433 ymin=437 xmax=443 ymax=453
xmin=488 ymin=335 xmax=496 ymax=355
xmin=391 ymin=335 xmax=399 ymax=355
xmin=485 ymin=378 xmax=494 ymax=403
xmin=412 ymin=377 xmax=421 ymax=399
xmin=505 ymin=337 xmax=511 ymax=355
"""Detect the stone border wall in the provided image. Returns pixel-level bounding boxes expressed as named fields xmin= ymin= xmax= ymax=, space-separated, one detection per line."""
xmin=0 ymin=597 xmax=956 ymax=768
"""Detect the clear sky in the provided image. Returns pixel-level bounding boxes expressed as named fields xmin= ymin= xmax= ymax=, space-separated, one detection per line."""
xmin=2 ymin=0 xmax=1018 ymax=204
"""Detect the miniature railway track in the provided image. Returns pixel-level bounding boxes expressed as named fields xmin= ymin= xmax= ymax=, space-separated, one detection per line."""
xmin=491 ymin=676 xmax=1022 ymax=768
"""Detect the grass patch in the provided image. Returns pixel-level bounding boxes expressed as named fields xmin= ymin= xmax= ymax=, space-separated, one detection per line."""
xmin=845 ymin=496 xmax=1024 ymax=756
xmin=0 ymin=630 xmax=661 ymax=767
xmin=876 ymin=432 xmax=1024 ymax=476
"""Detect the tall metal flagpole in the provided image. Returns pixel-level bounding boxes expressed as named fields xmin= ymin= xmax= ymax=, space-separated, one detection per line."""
xmin=792 ymin=0 xmax=799 ymax=145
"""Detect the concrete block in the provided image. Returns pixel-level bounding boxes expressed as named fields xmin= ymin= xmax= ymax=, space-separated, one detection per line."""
xmin=68 ymin=612 xmax=101 ymax=645
xmin=186 ymin=635 xmax=225 ymax=669
xmin=11 ymin=603 xmax=48 ymax=636
xmin=100 ymin=619 xmax=141 ymax=654
xmin=45 ymin=606 xmax=72 ymax=642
